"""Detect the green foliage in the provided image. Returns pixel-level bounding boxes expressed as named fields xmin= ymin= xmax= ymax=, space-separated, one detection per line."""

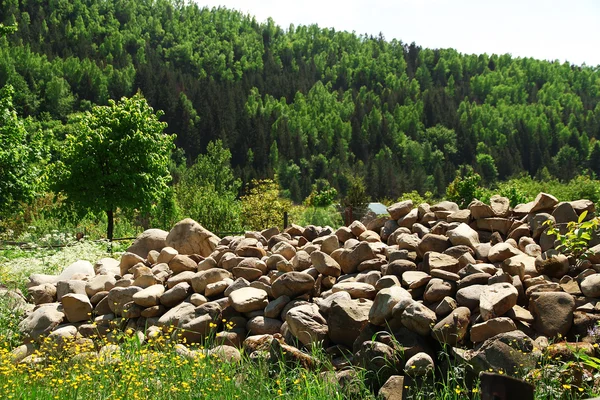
xmin=445 ymin=166 xmax=486 ymax=208
xmin=176 ymin=140 xmax=242 ymax=233
xmin=476 ymin=153 xmax=498 ymax=184
xmin=53 ymin=93 xmax=174 ymax=239
xmin=342 ymin=176 xmax=369 ymax=208
xmin=396 ymin=190 xmax=436 ymax=206
xmin=0 ymin=85 xmax=45 ymax=216
xmin=493 ymin=175 xmax=600 ymax=208
xmin=1 ymin=0 xmax=600 ymax=202
xmin=241 ymin=179 xmax=291 ymax=231
xmin=304 ymin=180 xmax=338 ymax=207
xmin=545 ymin=210 xmax=600 ymax=262
xmin=296 ymin=205 xmax=343 ymax=228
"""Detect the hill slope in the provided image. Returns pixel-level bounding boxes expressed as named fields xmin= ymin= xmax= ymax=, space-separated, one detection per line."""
xmin=1 ymin=0 xmax=599 ymax=201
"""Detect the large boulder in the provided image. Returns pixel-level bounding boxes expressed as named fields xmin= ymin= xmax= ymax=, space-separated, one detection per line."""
xmin=461 ymin=331 xmax=537 ymax=375
xmin=18 ymin=305 xmax=64 ymax=341
xmin=229 ymin=287 xmax=268 ymax=313
xmin=166 ymin=218 xmax=220 ymax=257
xmin=327 ymin=297 xmax=372 ymax=348
xmin=529 ymin=292 xmax=574 ymax=338
xmin=479 ymin=283 xmax=518 ymax=321
xmin=126 ymin=229 xmax=169 ymax=258
xmin=61 ymin=293 xmax=93 ymax=323
xmin=286 ymin=304 xmax=329 ymax=346
xmin=271 ymin=272 xmax=315 ymax=298
xmin=447 ymin=223 xmax=480 ymax=249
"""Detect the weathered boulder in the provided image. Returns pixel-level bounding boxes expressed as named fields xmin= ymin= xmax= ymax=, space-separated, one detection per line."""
xmin=229 ymin=287 xmax=268 ymax=313
xmin=447 ymin=223 xmax=480 ymax=249
xmin=286 ymin=304 xmax=329 ymax=346
xmin=310 ymin=251 xmax=341 ymax=277
xmin=61 ymin=293 xmax=93 ymax=323
xmin=470 ymin=317 xmax=517 ymax=343
xmin=327 ymin=298 xmax=372 ymax=348
xmin=369 ymin=286 xmax=412 ymax=326
xmin=126 ymin=229 xmax=168 ymax=258
xmin=132 ymin=284 xmax=165 ymax=307
xmin=479 ymin=283 xmax=518 ymax=321
xmin=166 ymin=218 xmax=220 ymax=257
xmin=387 ymin=200 xmax=413 ymax=220
xmin=431 ymin=306 xmax=470 ymax=346
xmin=401 ymin=302 xmax=437 ymax=336
xmin=271 ymin=272 xmax=315 ymax=298
xmin=529 ymin=292 xmax=574 ymax=338
xmin=18 ymin=305 xmax=64 ymax=341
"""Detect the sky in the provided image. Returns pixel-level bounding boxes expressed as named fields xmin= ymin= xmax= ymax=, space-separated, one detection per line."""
xmin=195 ymin=0 xmax=600 ymax=67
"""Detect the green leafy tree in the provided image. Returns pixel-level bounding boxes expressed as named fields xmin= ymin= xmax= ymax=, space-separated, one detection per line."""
xmin=589 ymin=141 xmax=600 ymax=178
xmin=446 ymin=165 xmax=484 ymax=208
xmin=176 ymin=140 xmax=242 ymax=233
xmin=241 ymin=179 xmax=291 ymax=231
xmin=476 ymin=153 xmax=499 ymax=184
xmin=54 ymin=93 xmax=175 ymax=240
xmin=0 ymin=85 xmax=43 ymax=216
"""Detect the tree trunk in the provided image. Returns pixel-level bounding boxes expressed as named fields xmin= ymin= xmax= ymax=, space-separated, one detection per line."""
xmin=107 ymin=209 xmax=114 ymax=241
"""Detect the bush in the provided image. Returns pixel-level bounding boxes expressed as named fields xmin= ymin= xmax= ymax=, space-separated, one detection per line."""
xmin=296 ymin=205 xmax=343 ymax=227
xmin=241 ymin=179 xmax=292 ymax=231
xmin=445 ymin=166 xmax=486 ymax=208
xmin=175 ymin=140 xmax=243 ymax=233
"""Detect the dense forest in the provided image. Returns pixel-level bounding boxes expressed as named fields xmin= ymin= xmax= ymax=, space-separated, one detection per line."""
xmin=1 ymin=0 xmax=600 ymax=204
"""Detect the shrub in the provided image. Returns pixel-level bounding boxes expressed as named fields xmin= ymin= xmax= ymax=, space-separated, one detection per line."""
xmin=241 ymin=179 xmax=292 ymax=231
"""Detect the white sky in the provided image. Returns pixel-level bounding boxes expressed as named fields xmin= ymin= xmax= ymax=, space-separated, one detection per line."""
xmin=195 ymin=0 xmax=600 ymax=67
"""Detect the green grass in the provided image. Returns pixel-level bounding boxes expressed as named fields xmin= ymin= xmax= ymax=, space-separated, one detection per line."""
xmin=0 ymin=240 xmax=125 ymax=294
xmin=0 ymin=326 xmax=373 ymax=400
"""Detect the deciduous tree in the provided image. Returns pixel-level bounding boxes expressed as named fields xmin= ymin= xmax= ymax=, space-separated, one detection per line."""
xmin=55 ymin=93 xmax=174 ymax=240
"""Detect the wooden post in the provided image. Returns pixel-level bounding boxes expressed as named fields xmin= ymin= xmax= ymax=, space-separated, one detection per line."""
xmin=345 ymin=206 xmax=352 ymax=226
xmin=283 ymin=211 xmax=288 ymax=231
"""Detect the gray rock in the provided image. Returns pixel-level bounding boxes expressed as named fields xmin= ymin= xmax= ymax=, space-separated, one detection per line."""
xmin=401 ymin=302 xmax=437 ymax=336
xmin=479 ymin=283 xmax=518 ymax=321
xmin=286 ymin=304 xmax=329 ymax=346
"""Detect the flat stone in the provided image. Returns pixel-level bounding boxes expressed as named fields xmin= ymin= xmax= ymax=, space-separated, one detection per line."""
xmin=402 ymin=271 xmax=431 ymax=289
xmin=470 ymin=317 xmax=517 ymax=343
xmin=332 ymin=282 xmax=377 ymax=299
xmin=229 ymin=287 xmax=268 ymax=313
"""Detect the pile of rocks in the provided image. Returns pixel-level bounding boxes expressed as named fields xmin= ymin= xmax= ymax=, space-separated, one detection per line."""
xmin=14 ymin=192 xmax=600 ymax=388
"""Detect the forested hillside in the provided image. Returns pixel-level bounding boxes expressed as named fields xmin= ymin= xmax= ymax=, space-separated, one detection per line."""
xmin=2 ymin=0 xmax=600 ymax=202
